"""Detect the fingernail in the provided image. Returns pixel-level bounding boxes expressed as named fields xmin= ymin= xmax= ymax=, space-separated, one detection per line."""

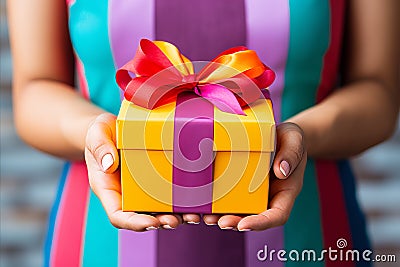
xmin=101 ymin=153 xmax=114 ymax=171
xmin=162 ymin=225 xmax=175 ymax=230
xmin=205 ymin=222 xmax=217 ymax=226
xmin=145 ymin=226 xmax=158 ymax=231
xmin=279 ymin=160 xmax=290 ymax=177
xmin=239 ymin=228 xmax=252 ymax=232
xmin=187 ymin=221 xmax=200 ymax=225
xmin=221 ymin=226 xmax=233 ymax=230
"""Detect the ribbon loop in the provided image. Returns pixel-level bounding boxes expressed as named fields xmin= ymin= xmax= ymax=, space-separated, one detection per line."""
xmin=116 ymin=39 xmax=275 ymax=115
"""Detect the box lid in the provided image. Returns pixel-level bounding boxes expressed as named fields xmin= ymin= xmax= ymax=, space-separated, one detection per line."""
xmin=117 ymin=97 xmax=275 ymax=152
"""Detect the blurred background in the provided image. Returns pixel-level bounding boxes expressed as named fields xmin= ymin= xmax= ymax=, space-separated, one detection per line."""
xmin=0 ymin=0 xmax=399 ymax=266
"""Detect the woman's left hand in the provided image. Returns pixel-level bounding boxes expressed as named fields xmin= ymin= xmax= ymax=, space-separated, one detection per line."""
xmin=203 ymin=122 xmax=306 ymax=231
xmin=85 ymin=113 xmax=200 ymax=231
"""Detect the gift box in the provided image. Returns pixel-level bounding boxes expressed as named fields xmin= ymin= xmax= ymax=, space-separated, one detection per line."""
xmin=116 ymin=39 xmax=276 ymax=214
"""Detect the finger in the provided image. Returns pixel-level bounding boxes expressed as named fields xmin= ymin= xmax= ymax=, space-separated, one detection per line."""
xmin=156 ymin=214 xmax=183 ymax=229
xmin=97 ymin=187 xmax=160 ymax=231
xmin=237 ymin=192 xmax=294 ymax=231
xmin=110 ymin=211 xmax=161 ymax=232
xmin=203 ymin=214 xmax=221 ymax=225
xmin=238 ymin=157 xmax=306 ymax=231
xmin=218 ymin=215 xmax=245 ymax=230
xmin=85 ymin=113 xmax=119 ymax=173
xmin=182 ymin=214 xmax=201 ymax=224
xmin=86 ymin=161 xmax=160 ymax=232
xmin=237 ymin=206 xmax=291 ymax=231
xmin=273 ymin=122 xmax=305 ymax=179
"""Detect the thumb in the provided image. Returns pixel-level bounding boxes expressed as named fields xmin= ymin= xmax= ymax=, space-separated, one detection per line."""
xmin=85 ymin=113 xmax=119 ymax=173
xmin=273 ymin=122 xmax=305 ymax=179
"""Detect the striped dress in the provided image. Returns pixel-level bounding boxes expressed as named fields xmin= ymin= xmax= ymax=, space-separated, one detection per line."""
xmin=45 ymin=0 xmax=371 ymax=266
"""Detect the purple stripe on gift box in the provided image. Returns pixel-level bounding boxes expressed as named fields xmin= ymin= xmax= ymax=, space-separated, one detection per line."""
xmin=172 ymin=92 xmax=215 ymax=213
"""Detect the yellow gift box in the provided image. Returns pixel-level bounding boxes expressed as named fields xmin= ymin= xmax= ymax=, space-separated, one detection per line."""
xmin=116 ymin=93 xmax=275 ymax=214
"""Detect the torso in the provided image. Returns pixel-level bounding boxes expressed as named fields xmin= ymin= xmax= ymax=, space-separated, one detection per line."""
xmin=44 ymin=1 xmax=371 ymax=266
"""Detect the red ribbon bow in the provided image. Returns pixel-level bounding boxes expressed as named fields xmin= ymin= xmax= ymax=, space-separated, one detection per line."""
xmin=116 ymin=39 xmax=275 ymax=115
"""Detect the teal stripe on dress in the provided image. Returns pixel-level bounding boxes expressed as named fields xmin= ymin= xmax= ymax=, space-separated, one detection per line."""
xmin=82 ymin=191 xmax=118 ymax=266
xmin=69 ymin=0 xmax=121 ymax=115
xmin=283 ymin=0 xmax=330 ymax=265
xmin=69 ymin=0 xmax=119 ymax=265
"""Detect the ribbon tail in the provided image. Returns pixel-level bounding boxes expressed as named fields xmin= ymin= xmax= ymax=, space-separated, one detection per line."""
xmin=252 ymin=67 xmax=276 ymax=89
xmin=197 ymin=84 xmax=246 ymax=115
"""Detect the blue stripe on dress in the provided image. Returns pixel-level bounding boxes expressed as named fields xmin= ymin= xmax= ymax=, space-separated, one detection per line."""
xmin=338 ymin=160 xmax=372 ymax=267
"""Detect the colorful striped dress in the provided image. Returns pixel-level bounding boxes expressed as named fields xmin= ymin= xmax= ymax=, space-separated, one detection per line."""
xmin=45 ymin=0 xmax=371 ymax=266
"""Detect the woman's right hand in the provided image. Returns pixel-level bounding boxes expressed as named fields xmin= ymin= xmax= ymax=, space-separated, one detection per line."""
xmin=84 ymin=113 xmax=200 ymax=231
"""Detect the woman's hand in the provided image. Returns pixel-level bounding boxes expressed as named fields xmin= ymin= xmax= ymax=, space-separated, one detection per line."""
xmin=84 ymin=113 xmax=200 ymax=231
xmin=203 ymin=122 xmax=306 ymax=231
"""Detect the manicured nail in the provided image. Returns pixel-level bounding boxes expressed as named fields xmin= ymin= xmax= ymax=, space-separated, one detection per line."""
xmin=187 ymin=221 xmax=200 ymax=225
xmin=239 ymin=228 xmax=252 ymax=232
xmin=205 ymin=222 xmax=217 ymax=226
xmin=279 ymin=160 xmax=290 ymax=177
xmin=221 ymin=226 xmax=234 ymax=230
xmin=101 ymin=153 xmax=114 ymax=171
xmin=145 ymin=226 xmax=158 ymax=231
xmin=162 ymin=225 xmax=175 ymax=230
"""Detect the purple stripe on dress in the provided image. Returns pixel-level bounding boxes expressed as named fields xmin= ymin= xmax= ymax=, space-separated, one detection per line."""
xmin=156 ymin=2 xmax=247 ymax=267
xmin=109 ymin=0 xmax=155 ymax=69
xmin=110 ymin=1 xmax=156 ymax=267
xmin=245 ymin=0 xmax=289 ymax=124
xmin=158 ymin=223 xmax=245 ymax=267
xmin=119 ymin=230 xmax=157 ymax=267
xmin=155 ymin=0 xmax=246 ymax=61
xmin=246 ymin=227 xmax=285 ymax=267
xmin=172 ymin=92 xmax=214 ymax=213
xmin=245 ymin=0 xmax=289 ymax=266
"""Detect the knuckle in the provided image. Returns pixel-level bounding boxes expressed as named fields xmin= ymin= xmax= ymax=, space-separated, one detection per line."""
xmin=109 ymin=217 xmax=121 ymax=229
xmin=287 ymin=145 xmax=303 ymax=165
xmin=276 ymin=210 xmax=290 ymax=226
xmin=90 ymin=142 xmax=108 ymax=160
xmin=275 ymin=206 xmax=290 ymax=226
xmin=280 ymin=214 xmax=289 ymax=225
xmin=109 ymin=213 xmax=125 ymax=229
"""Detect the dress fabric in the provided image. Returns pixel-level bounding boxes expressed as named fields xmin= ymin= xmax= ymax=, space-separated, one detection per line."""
xmin=44 ymin=0 xmax=371 ymax=266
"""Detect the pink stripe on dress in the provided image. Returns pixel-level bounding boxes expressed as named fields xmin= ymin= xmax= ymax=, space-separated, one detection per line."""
xmin=108 ymin=1 xmax=157 ymax=267
xmin=50 ymin=163 xmax=90 ymax=267
xmin=245 ymin=0 xmax=290 ymax=266
xmin=66 ymin=0 xmax=76 ymax=7
xmin=314 ymin=1 xmax=354 ymax=266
